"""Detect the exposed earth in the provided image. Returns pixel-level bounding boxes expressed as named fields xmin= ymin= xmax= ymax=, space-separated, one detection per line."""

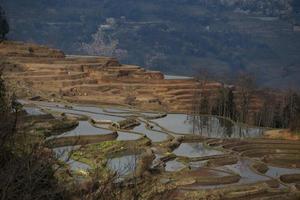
xmin=1 ymin=41 xmax=263 ymax=115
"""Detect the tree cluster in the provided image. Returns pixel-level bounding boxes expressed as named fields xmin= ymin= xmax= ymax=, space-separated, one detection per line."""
xmin=192 ymin=73 xmax=300 ymax=132
xmin=255 ymin=91 xmax=300 ymax=131
xmin=0 ymin=6 xmax=9 ymax=40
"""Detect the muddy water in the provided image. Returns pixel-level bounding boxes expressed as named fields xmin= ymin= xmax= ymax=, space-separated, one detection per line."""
xmin=173 ymin=143 xmax=223 ymax=158
xmin=152 ymin=114 xmax=263 ymax=138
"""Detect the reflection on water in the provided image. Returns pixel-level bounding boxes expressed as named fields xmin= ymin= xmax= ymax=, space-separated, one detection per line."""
xmin=164 ymin=75 xmax=192 ymax=80
xmin=152 ymin=114 xmax=192 ymax=134
xmin=189 ymin=161 xmax=207 ymax=169
xmin=153 ymin=114 xmax=263 ymax=138
xmin=186 ymin=159 xmax=275 ymax=189
xmin=117 ymin=131 xmax=142 ymax=141
xmin=219 ymin=159 xmax=269 ymax=184
xmin=21 ymin=100 xmax=300 ymax=189
xmin=133 ymin=122 xmax=168 ymax=142
xmin=53 ymin=146 xmax=90 ymax=171
xmin=32 ymin=101 xmax=124 ymax=121
xmin=266 ymin=166 xmax=300 ymax=178
xmin=55 ymin=121 xmax=112 ymax=138
xmin=68 ymin=160 xmax=91 ymax=171
xmin=173 ymin=143 xmax=223 ymax=158
xmin=107 ymin=155 xmax=138 ymax=176
xmin=165 ymin=160 xmax=186 ymax=172
xmin=23 ymin=106 xmax=46 ymax=116
xmin=22 ymin=100 xmax=263 ymax=139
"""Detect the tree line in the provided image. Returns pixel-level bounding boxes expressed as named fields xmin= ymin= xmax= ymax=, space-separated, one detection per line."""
xmin=192 ymin=73 xmax=300 ymax=132
xmin=0 ymin=5 xmax=9 ymax=40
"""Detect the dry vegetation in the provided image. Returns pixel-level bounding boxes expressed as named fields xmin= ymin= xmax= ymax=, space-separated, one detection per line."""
xmin=0 ymin=68 xmax=145 ymax=200
xmin=0 ymin=69 xmax=67 ymax=200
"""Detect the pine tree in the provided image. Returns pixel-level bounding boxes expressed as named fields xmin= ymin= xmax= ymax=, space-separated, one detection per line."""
xmin=0 ymin=6 xmax=9 ymax=40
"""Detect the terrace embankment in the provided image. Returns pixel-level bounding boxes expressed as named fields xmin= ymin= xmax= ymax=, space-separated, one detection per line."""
xmin=1 ymin=41 xmax=263 ymax=114
xmin=19 ymin=101 xmax=300 ymax=199
xmin=207 ymin=138 xmax=300 ymax=168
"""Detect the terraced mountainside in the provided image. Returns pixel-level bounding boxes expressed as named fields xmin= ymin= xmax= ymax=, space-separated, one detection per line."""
xmin=1 ymin=0 xmax=300 ymax=89
xmin=1 ymin=41 xmax=264 ymax=116
xmin=2 ymin=41 xmax=300 ymax=200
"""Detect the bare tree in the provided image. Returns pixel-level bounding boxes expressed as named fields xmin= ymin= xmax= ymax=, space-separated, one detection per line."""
xmin=235 ymin=73 xmax=256 ymax=123
xmin=283 ymin=91 xmax=300 ymax=131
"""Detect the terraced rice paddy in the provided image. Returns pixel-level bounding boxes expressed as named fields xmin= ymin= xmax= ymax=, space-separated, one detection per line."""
xmin=165 ymin=160 xmax=186 ymax=172
xmin=173 ymin=143 xmax=223 ymax=158
xmin=107 ymin=154 xmax=138 ymax=176
xmin=152 ymin=114 xmax=263 ymax=138
xmin=22 ymin=100 xmax=300 ymax=199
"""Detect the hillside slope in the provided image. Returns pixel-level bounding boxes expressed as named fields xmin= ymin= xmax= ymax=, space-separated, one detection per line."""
xmin=2 ymin=41 xmax=296 ymax=128
xmin=1 ymin=0 xmax=300 ymax=88
xmin=0 ymin=41 xmax=257 ymax=115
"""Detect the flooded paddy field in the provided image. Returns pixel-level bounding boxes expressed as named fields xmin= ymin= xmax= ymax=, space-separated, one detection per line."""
xmin=152 ymin=114 xmax=264 ymax=138
xmin=21 ymin=99 xmax=300 ymax=199
xmin=107 ymin=154 xmax=138 ymax=176
xmin=173 ymin=143 xmax=223 ymax=158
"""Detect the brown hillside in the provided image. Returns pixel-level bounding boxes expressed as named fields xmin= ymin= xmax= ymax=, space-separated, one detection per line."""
xmin=1 ymin=41 xmax=263 ymax=115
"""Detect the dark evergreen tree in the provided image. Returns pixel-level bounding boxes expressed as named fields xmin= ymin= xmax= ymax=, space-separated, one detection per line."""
xmin=0 ymin=6 xmax=9 ymax=40
xmin=226 ymin=89 xmax=236 ymax=119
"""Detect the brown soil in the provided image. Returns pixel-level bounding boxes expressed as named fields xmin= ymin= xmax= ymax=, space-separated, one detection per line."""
xmin=1 ymin=41 xmax=264 ymax=115
xmin=264 ymin=129 xmax=300 ymax=141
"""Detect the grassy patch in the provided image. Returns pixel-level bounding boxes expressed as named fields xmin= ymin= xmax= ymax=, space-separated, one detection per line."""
xmin=70 ymin=137 xmax=151 ymax=170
